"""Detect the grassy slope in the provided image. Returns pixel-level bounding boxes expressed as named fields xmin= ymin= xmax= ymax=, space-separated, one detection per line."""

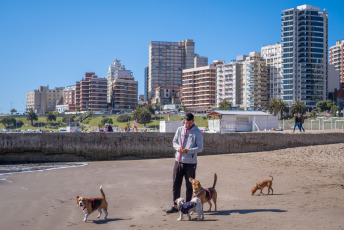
xmin=0 ymin=114 xmax=210 ymax=131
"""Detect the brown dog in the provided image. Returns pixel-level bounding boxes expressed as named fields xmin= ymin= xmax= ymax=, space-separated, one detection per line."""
xmin=76 ymin=185 xmax=108 ymax=222
xmin=251 ymin=176 xmax=273 ymax=196
xmin=189 ymin=173 xmax=217 ymax=211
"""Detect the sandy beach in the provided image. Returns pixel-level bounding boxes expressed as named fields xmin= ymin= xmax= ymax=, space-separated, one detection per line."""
xmin=1 ymin=142 xmax=344 ymax=230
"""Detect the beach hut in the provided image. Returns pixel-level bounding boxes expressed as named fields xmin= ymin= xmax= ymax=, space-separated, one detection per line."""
xmin=207 ymin=110 xmax=278 ymax=133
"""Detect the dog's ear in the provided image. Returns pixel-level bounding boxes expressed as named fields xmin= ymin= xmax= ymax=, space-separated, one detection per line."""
xmin=189 ymin=177 xmax=194 ymax=182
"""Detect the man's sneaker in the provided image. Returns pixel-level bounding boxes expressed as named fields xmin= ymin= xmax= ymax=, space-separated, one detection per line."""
xmin=166 ymin=206 xmax=178 ymax=213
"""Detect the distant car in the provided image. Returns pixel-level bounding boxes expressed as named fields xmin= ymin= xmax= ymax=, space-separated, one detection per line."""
xmin=59 ymin=128 xmax=68 ymax=132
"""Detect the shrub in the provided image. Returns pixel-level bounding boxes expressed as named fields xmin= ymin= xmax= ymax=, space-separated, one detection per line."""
xmin=117 ymin=114 xmax=131 ymax=123
xmin=100 ymin=117 xmax=113 ymax=126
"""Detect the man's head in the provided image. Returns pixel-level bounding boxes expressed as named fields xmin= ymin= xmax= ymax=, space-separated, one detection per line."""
xmin=184 ymin=113 xmax=194 ymax=129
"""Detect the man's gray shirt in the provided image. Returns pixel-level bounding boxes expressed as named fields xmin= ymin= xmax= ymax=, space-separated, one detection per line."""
xmin=173 ymin=124 xmax=203 ymax=164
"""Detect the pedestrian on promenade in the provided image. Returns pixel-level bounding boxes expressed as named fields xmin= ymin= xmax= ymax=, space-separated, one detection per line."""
xmin=166 ymin=112 xmax=203 ymax=213
xmin=298 ymin=113 xmax=305 ymax=132
xmin=293 ymin=113 xmax=301 ymax=132
xmin=132 ymin=119 xmax=138 ymax=132
xmin=105 ymin=123 xmax=113 ymax=132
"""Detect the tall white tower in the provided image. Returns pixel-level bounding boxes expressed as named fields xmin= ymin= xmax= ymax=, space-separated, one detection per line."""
xmin=281 ymin=5 xmax=328 ymax=108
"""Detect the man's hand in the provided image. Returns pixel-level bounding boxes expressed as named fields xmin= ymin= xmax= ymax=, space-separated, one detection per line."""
xmin=178 ymin=147 xmax=187 ymax=154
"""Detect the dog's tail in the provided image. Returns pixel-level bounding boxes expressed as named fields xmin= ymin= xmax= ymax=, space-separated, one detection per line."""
xmin=269 ymin=175 xmax=273 ymax=181
xmin=100 ymin=185 xmax=106 ymax=198
xmin=212 ymin=173 xmax=217 ymax=189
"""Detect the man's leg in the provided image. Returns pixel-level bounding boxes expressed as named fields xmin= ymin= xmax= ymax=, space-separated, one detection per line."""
xmin=172 ymin=161 xmax=184 ymax=205
xmin=185 ymin=163 xmax=197 ymax=202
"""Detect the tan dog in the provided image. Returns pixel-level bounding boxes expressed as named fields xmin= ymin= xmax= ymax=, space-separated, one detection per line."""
xmin=189 ymin=173 xmax=217 ymax=211
xmin=76 ymin=185 xmax=108 ymax=222
xmin=251 ymin=176 xmax=274 ymax=196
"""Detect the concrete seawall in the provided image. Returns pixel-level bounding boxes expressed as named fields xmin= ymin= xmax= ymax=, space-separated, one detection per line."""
xmin=0 ymin=131 xmax=344 ymax=163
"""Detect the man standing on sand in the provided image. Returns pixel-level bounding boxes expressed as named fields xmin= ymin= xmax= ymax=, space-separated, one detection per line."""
xmin=166 ymin=112 xmax=203 ymax=213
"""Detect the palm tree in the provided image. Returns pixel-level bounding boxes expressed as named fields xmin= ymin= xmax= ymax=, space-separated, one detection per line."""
xmin=290 ymin=100 xmax=306 ymax=115
xmin=276 ymin=99 xmax=288 ymax=119
xmin=10 ymin=109 xmax=17 ymax=114
xmin=268 ymin=98 xmax=278 ymax=115
xmin=27 ymin=108 xmax=38 ymax=126
xmin=219 ymin=99 xmax=231 ymax=110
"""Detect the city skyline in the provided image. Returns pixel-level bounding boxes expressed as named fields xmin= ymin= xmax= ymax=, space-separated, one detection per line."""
xmin=1 ymin=0 xmax=344 ymax=114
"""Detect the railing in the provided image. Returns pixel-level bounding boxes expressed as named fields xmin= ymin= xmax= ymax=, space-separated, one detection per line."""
xmin=279 ymin=117 xmax=344 ymax=130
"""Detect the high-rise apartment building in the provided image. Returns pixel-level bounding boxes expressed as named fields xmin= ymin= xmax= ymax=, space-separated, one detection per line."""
xmin=261 ymin=43 xmax=283 ymax=100
xmin=110 ymin=75 xmax=138 ymax=112
xmin=76 ymin=72 xmax=107 ymax=112
xmin=147 ymin=39 xmax=207 ymax=101
xmin=26 ymin=86 xmax=63 ymax=114
xmin=107 ymin=59 xmax=133 ymax=104
xmin=182 ymin=61 xmax=218 ymax=111
xmin=242 ymin=52 xmax=268 ymax=111
xmin=194 ymin=55 xmax=208 ymax=68
xmin=216 ymin=61 xmax=241 ymax=108
xmin=281 ymin=4 xmax=328 ymax=107
xmin=330 ymin=40 xmax=344 ymax=87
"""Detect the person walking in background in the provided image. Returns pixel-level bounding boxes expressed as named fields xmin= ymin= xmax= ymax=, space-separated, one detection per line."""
xmin=298 ymin=113 xmax=305 ymax=132
xmin=132 ymin=119 xmax=138 ymax=132
xmin=293 ymin=114 xmax=301 ymax=133
xmin=166 ymin=112 xmax=203 ymax=214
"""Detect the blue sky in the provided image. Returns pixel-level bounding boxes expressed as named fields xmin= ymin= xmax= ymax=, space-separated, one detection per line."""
xmin=1 ymin=0 xmax=343 ymax=114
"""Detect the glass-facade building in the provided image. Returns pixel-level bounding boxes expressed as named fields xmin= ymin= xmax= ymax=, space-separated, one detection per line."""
xmin=281 ymin=5 xmax=328 ymax=108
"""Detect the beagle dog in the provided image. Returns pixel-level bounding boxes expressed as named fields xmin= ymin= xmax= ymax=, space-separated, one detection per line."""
xmin=76 ymin=185 xmax=108 ymax=222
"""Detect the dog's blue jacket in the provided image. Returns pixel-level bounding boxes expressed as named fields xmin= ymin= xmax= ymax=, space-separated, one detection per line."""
xmin=173 ymin=124 xmax=203 ymax=164
xmin=180 ymin=202 xmax=197 ymax=214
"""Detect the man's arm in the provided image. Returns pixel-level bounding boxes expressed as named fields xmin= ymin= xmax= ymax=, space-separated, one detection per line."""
xmin=173 ymin=127 xmax=181 ymax=151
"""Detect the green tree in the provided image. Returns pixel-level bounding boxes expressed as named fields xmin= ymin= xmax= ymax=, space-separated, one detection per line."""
xmin=0 ymin=116 xmax=16 ymax=128
xmin=27 ymin=108 xmax=38 ymax=126
xmin=132 ymin=107 xmax=151 ymax=127
xmin=290 ymin=100 xmax=306 ymax=115
xmin=100 ymin=117 xmax=113 ymax=126
xmin=316 ymin=100 xmax=334 ymax=112
xmin=76 ymin=106 xmax=81 ymax=113
xmin=155 ymin=103 xmax=161 ymax=111
xmin=144 ymin=104 xmax=155 ymax=114
xmin=46 ymin=111 xmax=56 ymax=122
xmin=117 ymin=114 xmax=131 ymax=123
xmin=219 ymin=99 xmax=231 ymax=110
xmin=331 ymin=105 xmax=340 ymax=116
xmin=10 ymin=109 xmax=17 ymax=114
xmin=62 ymin=115 xmax=76 ymax=123
xmin=311 ymin=110 xmax=317 ymax=118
